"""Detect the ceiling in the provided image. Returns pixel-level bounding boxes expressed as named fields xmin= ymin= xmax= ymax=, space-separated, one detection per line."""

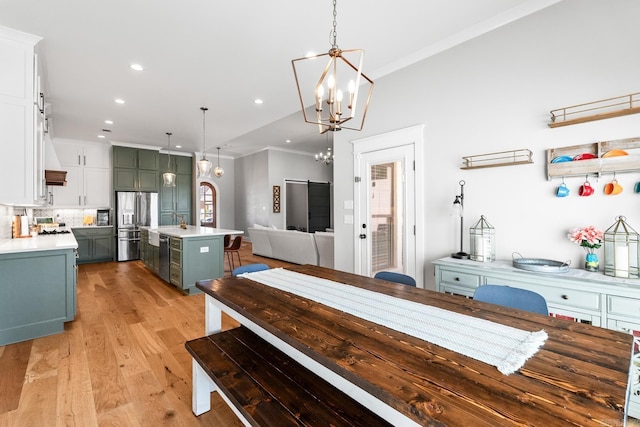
xmin=0 ymin=0 xmax=559 ymax=158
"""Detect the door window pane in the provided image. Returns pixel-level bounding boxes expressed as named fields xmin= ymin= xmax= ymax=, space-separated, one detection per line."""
xmin=199 ymin=182 xmax=216 ymax=227
xmin=370 ymin=162 xmax=403 ymax=275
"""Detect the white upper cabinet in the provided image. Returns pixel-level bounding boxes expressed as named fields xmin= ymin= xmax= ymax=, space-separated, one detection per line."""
xmin=0 ymin=27 xmax=43 ymax=205
xmin=50 ymin=139 xmax=112 ymax=208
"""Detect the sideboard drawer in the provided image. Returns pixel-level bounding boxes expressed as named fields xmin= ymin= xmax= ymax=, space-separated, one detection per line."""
xmin=608 ymin=295 xmax=640 ymax=320
xmin=440 ymin=270 xmax=480 ymax=287
xmin=509 ymin=282 xmax=600 ymax=311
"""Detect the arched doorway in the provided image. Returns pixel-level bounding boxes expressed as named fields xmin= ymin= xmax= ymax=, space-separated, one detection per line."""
xmin=199 ymin=181 xmax=217 ymax=227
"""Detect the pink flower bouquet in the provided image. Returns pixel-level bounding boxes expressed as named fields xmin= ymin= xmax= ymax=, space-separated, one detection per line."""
xmin=567 ymin=226 xmax=604 ymax=253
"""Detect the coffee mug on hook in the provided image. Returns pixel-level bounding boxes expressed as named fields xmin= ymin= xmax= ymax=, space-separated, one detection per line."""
xmin=556 ymin=180 xmax=570 ymax=197
xmin=604 ymin=178 xmax=623 ymax=195
xmin=579 ymin=179 xmax=594 ymax=196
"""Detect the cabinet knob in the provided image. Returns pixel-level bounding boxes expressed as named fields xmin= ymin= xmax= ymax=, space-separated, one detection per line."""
xmin=454 ymin=277 xmax=460 ymax=281
xmin=561 ymin=294 xmax=569 ymax=300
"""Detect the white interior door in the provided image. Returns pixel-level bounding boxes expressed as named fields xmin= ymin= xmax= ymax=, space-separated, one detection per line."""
xmin=352 ymin=125 xmax=424 ymax=285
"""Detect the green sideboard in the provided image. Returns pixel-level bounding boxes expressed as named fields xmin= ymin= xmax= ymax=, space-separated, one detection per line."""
xmin=0 ymin=248 xmax=76 ymax=346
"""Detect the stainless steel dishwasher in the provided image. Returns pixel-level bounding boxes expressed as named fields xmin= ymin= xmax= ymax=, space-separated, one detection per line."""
xmin=158 ymin=234 xmax=170 ymax=282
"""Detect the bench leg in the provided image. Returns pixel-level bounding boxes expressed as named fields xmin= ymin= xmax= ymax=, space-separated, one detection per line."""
xmin=192 ymin=359 xmax=215 ymax=415
xmin=205 ymin=294 xmax=222 ymax=335
xmin=192 ymin=357 xmax=254 ymax=426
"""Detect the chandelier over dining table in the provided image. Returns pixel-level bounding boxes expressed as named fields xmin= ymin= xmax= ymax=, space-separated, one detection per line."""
xmin=291 ymin=0 xmax=374 ymax=134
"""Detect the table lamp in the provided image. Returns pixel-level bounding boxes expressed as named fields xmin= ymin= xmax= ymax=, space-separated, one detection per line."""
xmin=451 ymin=180 xmax=470 ymax=259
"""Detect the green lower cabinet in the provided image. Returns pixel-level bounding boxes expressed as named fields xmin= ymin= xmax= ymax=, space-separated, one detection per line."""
xmin=72 ymin=227 xmax=114 ymax=264
xmin=168 ymin=236 xmax=223 ymax=295
xmin=0 ymin=248 xmax=76 ymax=346
xmin=140 ymin=229 xmax=149 ymax=265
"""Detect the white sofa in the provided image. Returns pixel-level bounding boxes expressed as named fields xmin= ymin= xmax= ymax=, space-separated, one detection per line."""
xmin=313 ymin=231 xmax=334 ymax=268
xmin=247 ymin=227 xmax=334 ymax=267
xmin=247 ymin=227 xmax=273 ymax=258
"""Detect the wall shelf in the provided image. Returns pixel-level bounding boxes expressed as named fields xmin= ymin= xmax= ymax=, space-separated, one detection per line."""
xmin=460 ymin=149 xmax=533 ymax=170
xmin=548 ymin=92 xmax=640 ymax=128
xmin=546 ymin=136 xmax=640 ymax=180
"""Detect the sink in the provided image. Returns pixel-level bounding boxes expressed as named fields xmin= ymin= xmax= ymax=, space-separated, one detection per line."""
xmin=149 ymin=230 xmax=160 ymax=247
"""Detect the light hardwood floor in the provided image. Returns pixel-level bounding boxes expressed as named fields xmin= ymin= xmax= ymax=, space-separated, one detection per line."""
xmin=0 ymin=241 xmax=294 ymax=426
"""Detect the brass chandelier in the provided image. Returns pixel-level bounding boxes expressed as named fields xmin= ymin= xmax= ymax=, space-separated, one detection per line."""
xmin=292 ymin=0 xmax=373 ymax=134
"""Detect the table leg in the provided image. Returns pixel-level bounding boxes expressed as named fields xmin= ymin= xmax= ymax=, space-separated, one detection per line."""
xmin=205 ymin=294 xmax=222 ymax=334
xmin=192 ymin=359 xmax=215 ymax=415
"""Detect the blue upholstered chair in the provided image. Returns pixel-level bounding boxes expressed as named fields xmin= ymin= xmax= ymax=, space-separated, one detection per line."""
xmin=232 ymin=263 xmax=270 ymax=276
xmin=473 ymin=285 xmax=548 ymax=315
xmin=373 ymin=271 xmax=417 ymax=287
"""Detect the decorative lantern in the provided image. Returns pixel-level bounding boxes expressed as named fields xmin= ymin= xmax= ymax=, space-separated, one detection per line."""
xmin=603 ymin=215 xmax=640 ymax=278
xmin=470 ymin=215 xmax=495 ymax=263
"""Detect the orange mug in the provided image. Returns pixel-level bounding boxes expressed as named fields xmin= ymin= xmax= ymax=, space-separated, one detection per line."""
xmin=579 ymin=181 xmax=594 ymax=196
xmin=604 ymin=179 xmax=623 ymax=195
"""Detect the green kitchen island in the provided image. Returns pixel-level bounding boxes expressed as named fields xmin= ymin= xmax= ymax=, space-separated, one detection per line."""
xmin=140 ymin=225 xmax=243 ymax=295
xmin=0 ymin=233 xmax=78 ymax=346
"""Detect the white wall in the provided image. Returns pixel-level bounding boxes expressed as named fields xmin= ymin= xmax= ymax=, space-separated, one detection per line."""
xmin=234 ymin=148 xmax=332 ymax=233
xmin=334 ymin=0 xmax=640 ymax=289
xmin=267 ymin=149 xmax=333 ymax=229
xmin=234 ymin=150 xmax=269 ymax=232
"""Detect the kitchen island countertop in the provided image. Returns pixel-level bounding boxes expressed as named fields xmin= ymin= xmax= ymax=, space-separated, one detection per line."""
xmin=0 ymin=233 xmax=78 ymax=255
xmin=141 ymin=225 xmax=243 ymax=238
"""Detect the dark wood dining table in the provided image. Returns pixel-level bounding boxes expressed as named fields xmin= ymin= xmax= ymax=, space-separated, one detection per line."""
xmin=197 ymin=265 xmax=634 ymax=426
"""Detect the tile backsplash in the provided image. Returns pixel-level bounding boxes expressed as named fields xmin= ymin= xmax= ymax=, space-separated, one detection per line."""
xmin=32 ymin=208 xmax=109 ymax=227
xmin=1 ymin=206 xmax=112 ymax=239
xmin=0 ymin=205 xmax=12 ymax=239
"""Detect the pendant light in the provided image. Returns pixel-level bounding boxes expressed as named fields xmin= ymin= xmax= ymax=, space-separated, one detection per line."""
xmin=213 ymin=147 xmax=224 ymax=178
xmin=291 ymin=0 xmax=374 ymax=134
xmin=197 ymin=107 xmax=213 ymax=178
xmin=162 ymin=132 xmax=176 ymax=187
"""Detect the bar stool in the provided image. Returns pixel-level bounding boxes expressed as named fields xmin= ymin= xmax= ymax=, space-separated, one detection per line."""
xmin=225 ymin=235 xmax=243 ymax=272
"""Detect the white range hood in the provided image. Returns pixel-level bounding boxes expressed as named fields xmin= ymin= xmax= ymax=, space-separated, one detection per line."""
xmin=44 ymin=135 xmax=67 ymax=186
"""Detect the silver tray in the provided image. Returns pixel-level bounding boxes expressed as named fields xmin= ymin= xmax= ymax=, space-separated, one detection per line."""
xmin=512 ymin=253 xmax=570 ymax=273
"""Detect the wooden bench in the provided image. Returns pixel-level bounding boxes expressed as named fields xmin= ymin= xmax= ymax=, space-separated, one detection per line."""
xmin=186 ymin=326 xmax=391 ymax=426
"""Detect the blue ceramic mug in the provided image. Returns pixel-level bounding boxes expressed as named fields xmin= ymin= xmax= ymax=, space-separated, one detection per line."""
xmin=556 ymin=183 xmax=570 ymax=197
xmin=635 ymin=182 xmax=640 ymax=193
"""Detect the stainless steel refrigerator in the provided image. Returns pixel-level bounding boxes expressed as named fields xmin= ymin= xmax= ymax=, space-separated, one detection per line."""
xmin=116 ymin=191 xmax=158 ymax=261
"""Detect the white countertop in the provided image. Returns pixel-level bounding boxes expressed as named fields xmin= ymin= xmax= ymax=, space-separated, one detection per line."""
xmin=0 ymin=233 xmax=78 ymax=255
xmin=141 ymin=225 xmax=244 ymax=238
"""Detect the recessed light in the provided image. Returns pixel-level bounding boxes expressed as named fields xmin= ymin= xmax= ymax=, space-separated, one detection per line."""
xmin=254 ymin=99 xmax=263 ymax=105
xmin=130 ymin=64 xmax=144 ymax=71
xmin=105 ymin=119 xmax=114 ymax=125
xmin=98 ymin=135 xmax=106 ymax=139
xmin=285 ymin=139 xmax=291 ymax=143
xmin=115 ymin=98 xmax=125 ymax=104
xmin=175 ymin=145 xmax=182 ymax=149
